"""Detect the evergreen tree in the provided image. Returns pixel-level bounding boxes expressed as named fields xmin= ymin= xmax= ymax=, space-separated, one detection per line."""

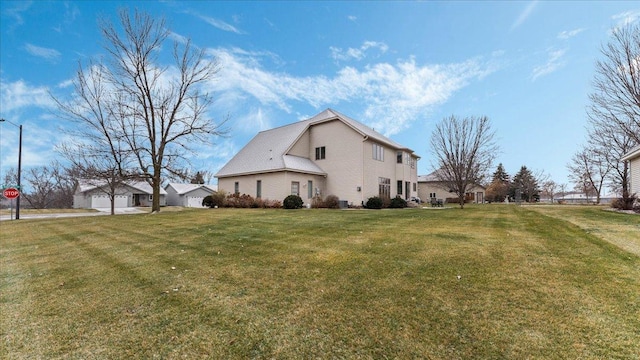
xmin=491 ymin=163 xmax=510 ymax=183
xmin=486 ymin=163 xmax=510 ymax=202
xmin=511 ymin=166 xmax=539 ymax=202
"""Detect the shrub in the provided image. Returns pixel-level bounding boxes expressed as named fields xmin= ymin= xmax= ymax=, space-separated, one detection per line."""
xmin=611 ymin=195 xmax=637 ymax=211
xmin=202 ymin=195 xmax=214 ymax=208
xmin=389 ymin=196 xmax=408 ymax=208
xmin=324 ymin=195 xmax=340 ymax=209
xmin=283 ymin=195 xmax=304 ymax=209
xmin=311 ymin=196 xmax=325 ymax=208
xmin=225 ymin=193 xmax=255 ymax=208
xmin=203 ymin=191 xmax=226 ymax=208
xmin=366 ymin=196 xmax=383 ymax=209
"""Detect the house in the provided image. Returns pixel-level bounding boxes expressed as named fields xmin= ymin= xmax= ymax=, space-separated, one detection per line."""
xmin=73 ymin=180 xmax=167 ymax=209
xmin=165 ymin=183 xmax=218 ymax=207
xmin=215 ymin=109 xmax=420 ymax=207
xmin=417 ymin=171 xmax=486 ymax=204
xmin=622 ymin=144 xmax=640 ymax=197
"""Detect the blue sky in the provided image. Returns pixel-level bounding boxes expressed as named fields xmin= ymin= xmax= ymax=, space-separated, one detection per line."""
xmin=1 ymin=1 xmax=638 ymax=188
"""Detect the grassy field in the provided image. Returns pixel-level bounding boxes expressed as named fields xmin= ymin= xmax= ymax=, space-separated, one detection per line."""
xmin=1 ymin=205 xmax=639 ymax=359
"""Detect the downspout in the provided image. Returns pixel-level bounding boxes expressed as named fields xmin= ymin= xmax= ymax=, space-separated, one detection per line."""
xmin=362 ymin=136 xmax=369 ymax=206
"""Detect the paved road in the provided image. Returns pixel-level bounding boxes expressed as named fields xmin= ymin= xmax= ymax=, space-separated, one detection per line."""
xmin=0 ymin=207 xmax=145 ymax=221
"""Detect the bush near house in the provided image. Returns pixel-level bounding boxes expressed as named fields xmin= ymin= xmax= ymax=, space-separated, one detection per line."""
xmin=366 ymin=196 xmax=384 ymax=209
xmin=283 ymin=195 xmax=304 ymax=209
xmin=389 ymin=196 xmax=408 ymax=208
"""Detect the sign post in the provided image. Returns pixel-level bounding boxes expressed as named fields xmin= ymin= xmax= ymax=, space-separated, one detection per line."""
xmin=2 ymin=188 xmax=20 ymax=220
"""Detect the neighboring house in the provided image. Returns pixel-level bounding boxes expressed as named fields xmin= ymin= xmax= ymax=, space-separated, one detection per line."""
xmin=215 ymin=109 xmax=420 ymax=207
xmin=555 ymin=192 xmax=619 ymax=205
xmin=622 ymin=144 xmax=640 ymax=196
xmin=417 ymin=171 xmax=486 ymax=204
xmin=165 ymin=183 xmax=217 ymax=208
xmin=73 ymin=180 xmax=167 ymax=209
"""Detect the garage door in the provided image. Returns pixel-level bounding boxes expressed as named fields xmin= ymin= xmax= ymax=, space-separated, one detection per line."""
xmin=91 ymin=195 xmax=128 ymax=208
xmin=186 ymin=196 xmax=204 ymax=208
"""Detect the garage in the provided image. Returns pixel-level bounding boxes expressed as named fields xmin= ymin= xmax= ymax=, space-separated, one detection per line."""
xmin=186 ymin=196 xmax=205 ymax=208
xmin=91 ymin=194 xmax=128 ymax=209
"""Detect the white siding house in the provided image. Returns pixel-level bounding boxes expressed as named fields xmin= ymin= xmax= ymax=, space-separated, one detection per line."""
xmin=417 ymin=171 xmax=486 ymax=204
xmin=73 ymin=180 xmax=167 ymax=209
xmin=165 ymin=183 xmax=217 ymax=207
xmin=622 ymin=145 xmax=640 ymax=197
xmin=215 ymin=109 xmax=420 ymax=207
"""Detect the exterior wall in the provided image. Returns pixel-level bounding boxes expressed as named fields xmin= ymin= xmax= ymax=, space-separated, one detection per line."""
xmin=309 ymin=120 xmax=365 ymax=205
xmin=418 ymin=182 xmax=485 ymax=204
xmin=165 ymin=187 xmax=180 ymax=206
xmin=218 ymin=172 xmax=326 ymax=206
xmin=630 ymin=156 xmax=640 ymax=196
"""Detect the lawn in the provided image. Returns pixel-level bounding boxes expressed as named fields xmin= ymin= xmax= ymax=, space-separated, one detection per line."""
xmin=1 ymin=205 xmax=639 ymax=359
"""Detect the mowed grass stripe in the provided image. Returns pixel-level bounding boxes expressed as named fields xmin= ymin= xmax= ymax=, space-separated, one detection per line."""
xmin=1 ymin=206 xmax=638 ymax=358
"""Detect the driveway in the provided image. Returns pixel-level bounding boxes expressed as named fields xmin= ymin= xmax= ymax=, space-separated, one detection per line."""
xmin=0 ymin=207 xmax=145 ymax=221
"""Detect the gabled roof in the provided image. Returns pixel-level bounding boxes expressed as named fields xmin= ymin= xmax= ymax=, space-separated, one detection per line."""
xmin=621 ymin=144 xmax=640 ymax=161
xmin=165 ymin=183 xmax=217 ymax=194
xmin=417 ymin=170 xmax=486 ymax=189
xmin=77 ymin=179 xmax=167 ymax=195
xmin=216 ymin=108 xmax=417 ymax=178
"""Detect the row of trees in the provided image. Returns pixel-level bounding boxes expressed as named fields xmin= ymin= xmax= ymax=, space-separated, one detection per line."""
xmin=484 ymin=163 xmax=550 ymax=203
xmin=567 ymin=23 xmax=640 ymax=208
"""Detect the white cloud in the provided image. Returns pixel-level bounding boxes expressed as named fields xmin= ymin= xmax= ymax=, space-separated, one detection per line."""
xmin=0 ymin=79 xmax=55 ymax=113
xmin=24 ymin=43 xmax=61 ymax=61
xmin=612 ymin=10 xmax=640 ymax=29
xmin=348 ymin=15 xmax=357 ymax=22
xmin=557 ymin=28 xmax=585 ymax=40
xmin=330 ymin=41 xmax=389 ymax=62
xmin=206 ymin=47 xmax=494 ymax=137
xmin=532 ymin=48 xmax=566 ymax=81
xmin=511 ymin=1 xmax=538 ymax=31
xmin=193 ymin=13 xmax=244 ymax=34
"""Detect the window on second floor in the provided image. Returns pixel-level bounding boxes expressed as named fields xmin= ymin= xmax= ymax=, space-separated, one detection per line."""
xmin=373 ymin=143 xmax=384 ymax=161
xmin=315 ymin=146 xmax=326 ymax=160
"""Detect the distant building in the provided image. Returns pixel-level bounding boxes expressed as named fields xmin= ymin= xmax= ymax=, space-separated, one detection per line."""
xmin=417 ymin=171 xmax=486 ymax=204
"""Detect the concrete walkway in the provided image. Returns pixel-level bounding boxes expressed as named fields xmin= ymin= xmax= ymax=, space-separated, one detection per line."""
xmin=0 ymin=207 xmax=145 ymax=221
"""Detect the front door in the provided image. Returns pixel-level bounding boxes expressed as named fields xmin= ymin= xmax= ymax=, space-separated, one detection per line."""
xmin=476 ymin=192 xmax=484 ymax=204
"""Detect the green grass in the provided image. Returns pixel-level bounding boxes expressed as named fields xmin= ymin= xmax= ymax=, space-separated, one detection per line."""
xmin=1 ymin=205 xmax=639 ymax=359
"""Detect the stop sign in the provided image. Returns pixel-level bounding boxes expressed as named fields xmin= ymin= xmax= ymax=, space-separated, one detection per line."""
xmin=3 ymin=188 xmax=20 ymax=199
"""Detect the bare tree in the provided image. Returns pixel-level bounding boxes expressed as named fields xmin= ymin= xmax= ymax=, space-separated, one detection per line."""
xmin=540 ymin=180 xmax=558 ymax=203
xmin=101 ymin=10 xmax=226 ymax=212
xmin=585 ymin=22 xmax=640 ymax=208
xmin=588 ymin=22 xmax=640 ymax=145
xmin=54 ymin=61 xmax=137 ymax=215
xmin=54 ymin=9 xmax=226 ymax=213
xmin=430 ymin=115 xmax=498 ymax=208
xmin=566 ymin=146 xmax=611 ymax=204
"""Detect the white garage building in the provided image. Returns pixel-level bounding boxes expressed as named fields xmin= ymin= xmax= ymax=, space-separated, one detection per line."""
xmin=73 ymin=180 xmax=167 ymax=209
xmin=164 ymin=183 xmax=217 ymax=208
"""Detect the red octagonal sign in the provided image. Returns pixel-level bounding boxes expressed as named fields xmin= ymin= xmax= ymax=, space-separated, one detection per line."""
xmin=3 ymin=188 xmax=20 ymax=199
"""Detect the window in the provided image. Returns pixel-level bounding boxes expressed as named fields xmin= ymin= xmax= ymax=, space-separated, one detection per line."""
xmin=308 ymin=180 xmax=313 ymax=199
xmin=397 ymin=180 xmax=403 ymax=195
xmin=373 ymin=143 xmax=384 ymax=161
xmin=148 ymin=194 xmax=153 ymax=201
xmin=234 ymin=182 xmax=239 ymax=195
xmin=429 ymin=192 xmax=436 ymax=199
xmin=256 ymin=180 xmax=262 ymax=198
xmin=315 ymin=146 xmax=326 ymax=160
xmin=378 ymin=177 xmax=390 ymax=198
xmin=291 ymin=181 xmax=300 ymax=196
xmin=397 ymin=151 xmax=403 ymax=164
xmin=413 ymin=183 xmax=416 ymax=192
